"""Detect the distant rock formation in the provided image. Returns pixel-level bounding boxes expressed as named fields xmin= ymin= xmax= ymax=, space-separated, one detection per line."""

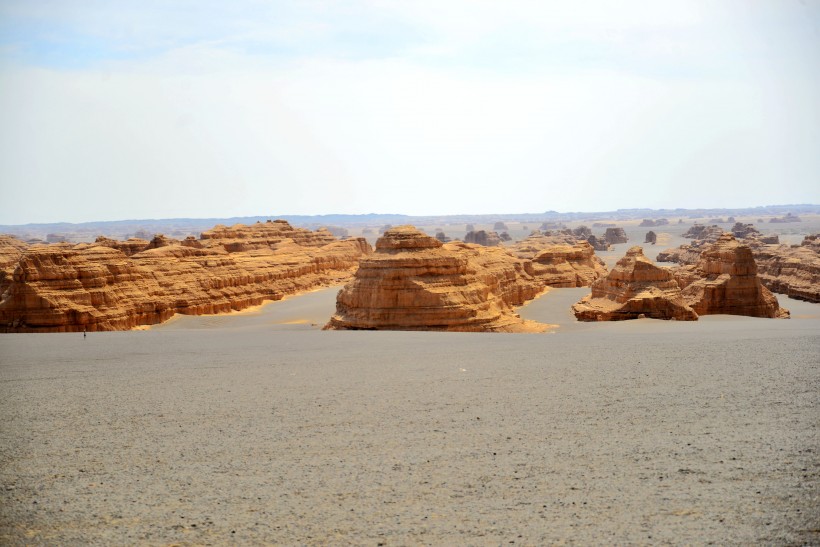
xmin=528 ymin=242 xmax=608 ymax=288
xmin=499 ymin=232 xmax=512 ymax=242
xmin=672 ymin=234 xmax=789 ymax=318
xmin=435 ymin=231 xmax=452 ymax=243
xmin=639 ymin=219 xmax=669 ymax=227
xmin=93 ymin=236 xmax=151 ymax=256
xmin=644 ymin=231 xmax=657 ymax=245
xmin=493 ymin=221 xmax=508 ymax=231
xmin=769 ymin=213 xmax=801 ymax=223
xmin=752 ymin=234 xmax=819 ymax=303
xmin=510 ymin=233 xmax=608 ymax=287
xmin=326 ymin=226 xmax=549 ymax=332
xmin=731 ymin=223 xmax=759 ymax=239
xmin=0 ymin=221 xmax=372 ymax=332
xmin=592 ymin=222 xmax=615 ymax=228
xmin=586 ymin=235 xmax=610 ymax=251
xmin=573 ymin=247 xmax=698 ymax=321
xmin=604 ymin=227 xmax=628 ymax=244
xmin=572 ymin=225 xmax=592 ymax=239
xmin=465 ymin=230 xmax=502 ymax=247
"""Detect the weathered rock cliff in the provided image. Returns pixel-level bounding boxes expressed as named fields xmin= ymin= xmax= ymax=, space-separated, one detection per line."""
xmin=0 ymin=221 xmax=371 ymax=332
xmin=326 ymin=226 xmax=549 ymax=332
xmin=573 ymin=247 xmax=698 ymax=321
xmin=673 ymin=234 xmax=789 ymax=318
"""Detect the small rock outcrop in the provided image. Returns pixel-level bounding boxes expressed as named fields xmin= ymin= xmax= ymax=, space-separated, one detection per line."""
xmin=572 ymin=247 xmax=698 ymax=321
xmin=604 ymin=227 xmax=628 ymax=244
xmin=644 ymin=231 xmax=657 ymax=245
xmin=673 ymin=234 xmax=789 ymax=318
xmin=465 ymin=230 xmax=502 ymax=247
xmin=326 ymin=226 xmax=549 ymax=332
xmin=586 ymin=235 xmax=610 ymax=251
xmin=769 ymin=213 xmax=801 ymax=223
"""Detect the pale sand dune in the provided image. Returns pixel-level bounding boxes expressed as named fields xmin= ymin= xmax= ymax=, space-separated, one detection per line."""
xmin=0 ymin=288 xmax=818 ymax=545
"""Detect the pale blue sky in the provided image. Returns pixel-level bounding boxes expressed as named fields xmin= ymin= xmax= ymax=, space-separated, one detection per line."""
xmin=1 ymin=1 xmax=818 ymax=224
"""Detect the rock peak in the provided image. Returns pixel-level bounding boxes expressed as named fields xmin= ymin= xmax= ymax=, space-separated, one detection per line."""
xmin=375 ymin=226 xmax=442 ymax=251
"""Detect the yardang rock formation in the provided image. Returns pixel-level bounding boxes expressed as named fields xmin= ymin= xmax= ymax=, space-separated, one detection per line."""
xmin=0 ymin=221 xmax=372 ymax=332
xmin=572 ymin=247 xmax=698 ymax=321
xmin=673 ymin=234 xmax=789 ymax=318
xmin=326 ymin=226 xmax=551 ymax=332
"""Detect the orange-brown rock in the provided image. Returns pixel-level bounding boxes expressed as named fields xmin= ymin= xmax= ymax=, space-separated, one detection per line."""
xmin=200 ymin=219 xmax=336 ymax=251
xmin=326 ymin=226 xmax=549 ymax=332
xmin=0 ymin=235 xmax=28 ymax=295
xmin=572 ymin=247 xmax=698 ymax=321
xmin=512 ymin=235 xmax=607 ymax=288
xmin=673 ymin=234 xmax=788 ymax=318
xmin=0 ymin=222 xmax=372 ymax=332
xmin=751 ymin=235 xmax=819 ymax=303
xmin=93 ymin=236 xmax=150 ymax=256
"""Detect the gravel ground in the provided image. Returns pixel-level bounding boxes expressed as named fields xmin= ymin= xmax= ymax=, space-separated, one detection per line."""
xmin=1 ymin=289 xmax=818 ymax=545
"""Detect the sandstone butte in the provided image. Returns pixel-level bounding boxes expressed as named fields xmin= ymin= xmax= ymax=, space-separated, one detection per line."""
xmin=509 ymin=233 xmax=608 ymax=288
xmin=572 ymin=247 xmax=698 ymax=321
xmin=672 ymin=233 xmax=789 ymax=318
xmin=326 ymin=226 xmax=552 ymax=333
xmin=0 ymin=220 xmax=371 ymax=332
xmin=658 ymin=228 xmax=819 ymax=304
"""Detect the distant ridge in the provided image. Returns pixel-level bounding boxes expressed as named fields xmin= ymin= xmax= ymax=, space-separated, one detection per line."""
xmin=2 ymin=204 xmax=818 ymax=243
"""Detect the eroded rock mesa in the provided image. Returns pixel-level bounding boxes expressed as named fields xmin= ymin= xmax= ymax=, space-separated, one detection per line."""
xmin=572 ymin=247 xmax=698 ymax=321
xmin=326 ymin=226 xmax=549 ymax=332
xmin=0 ymin=221 xmax=372 ymax=332
xmin=673 ymin=234 xmax=789 ymax=318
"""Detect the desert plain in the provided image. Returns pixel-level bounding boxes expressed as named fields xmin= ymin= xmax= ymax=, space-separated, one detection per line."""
xmin=1 ymin=217 xmax=819 ymax=545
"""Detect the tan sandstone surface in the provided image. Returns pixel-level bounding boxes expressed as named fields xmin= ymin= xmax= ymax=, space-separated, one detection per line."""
xmin=673 ymin=233 xmax=789 ymax=318
xmin=0 ymin=221 xmax=371 ymax=332
xmin=573 ymin=247 xmax=698 ymax=321
xmin=326 ymin=226 xmax=549 ymax=332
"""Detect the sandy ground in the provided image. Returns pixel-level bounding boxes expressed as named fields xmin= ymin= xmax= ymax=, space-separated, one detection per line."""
xmin=1 ymin=284 xmax=818 ymax=545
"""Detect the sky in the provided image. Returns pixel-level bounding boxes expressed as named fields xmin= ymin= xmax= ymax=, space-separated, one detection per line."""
xmin=0 ymin=1 xmax=818 ymax=224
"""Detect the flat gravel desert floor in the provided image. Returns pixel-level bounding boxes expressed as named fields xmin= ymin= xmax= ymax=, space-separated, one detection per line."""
xmin=1 ymin=288 xmax=818 ymax=545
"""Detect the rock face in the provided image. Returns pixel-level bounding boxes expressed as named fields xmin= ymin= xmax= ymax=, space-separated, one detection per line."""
xmin=644 ymin=231 xmax=657 ymax=245
xmin=586 ymin=235 xmax=610 ymax=251
xmin=326 ymin=226 xmax=549 ymax=332
xmin=604 ymin=227 xmax=628 ymax=244
xmin=464 ymin=230 xmax=502 ymax=247
xmin=659 ymin=228 xmax=816 ymax=304
xmin=529 ymin=242 xmax=608 ymax=288
xmin=752 ymin=235 xmax=820 ymax=303
xmin=673 ymin=234 xmax=789 ymax=318
xmin=572 ymin=247 xmax=698 ymax=321
xmin=0 ymin=235 xmax=28 ymax=295
xmin=0 ymin=221 xmax=372 ymax=332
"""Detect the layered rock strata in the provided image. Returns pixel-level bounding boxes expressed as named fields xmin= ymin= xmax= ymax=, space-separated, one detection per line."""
xmin=326 ymin=226 xmax=549 ymax=332
xmin=673 ymin=234 xmax=789 ymax=318
xmin=0 ymin=221 xmax=372 ymax=332
xmin=572 ymin=247 xmax=698 ymax=321
xmin=659 ymin=229 xmax=817 ymax=303
xmin=529 ymin=242 xmax=608 ymax=288
xmin=0 ymin=235 xmax=28 ymax=295
xmin=752 ymin=236 xmax=819 ymax=303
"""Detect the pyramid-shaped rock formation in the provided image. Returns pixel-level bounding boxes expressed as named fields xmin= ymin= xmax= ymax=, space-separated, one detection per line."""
xmin=674 ymin=234 xmax=789 ymax=318
xmin=572 ymin=247 xmax=698 ymax=321
xmin=326 ymin=226 xmax=549 ymax=332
